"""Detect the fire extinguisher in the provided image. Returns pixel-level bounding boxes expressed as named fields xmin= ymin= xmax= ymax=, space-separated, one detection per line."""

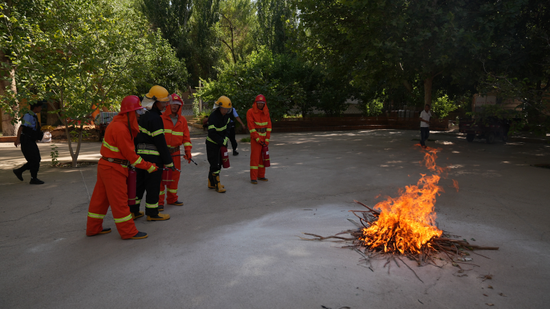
xmin=220 ymin=145 xmax=230 ymax=168
xmin=162 ymin=168 xmax=173 ymax=186
xmin=127 ymin=167 xmax=137 ymax=205
xmin=261 ymin=145 xmax=270 ymax=167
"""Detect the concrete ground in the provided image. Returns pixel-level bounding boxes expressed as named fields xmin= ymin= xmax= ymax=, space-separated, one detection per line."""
xmin=0 ymin=129 xmax=549 ymax=309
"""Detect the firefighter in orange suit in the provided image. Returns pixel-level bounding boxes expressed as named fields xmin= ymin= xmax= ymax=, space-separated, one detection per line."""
xmin=86 ymin=95 xmax=157 ymax=240
xmin=159 ymin=93 xmax=193 ymax=207
xmin=246 ymin=94 xmax=272 ymax=184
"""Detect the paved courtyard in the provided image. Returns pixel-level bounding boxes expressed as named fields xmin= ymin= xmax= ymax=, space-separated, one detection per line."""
xmin=1 ymin=129 xmax=549 ymax=308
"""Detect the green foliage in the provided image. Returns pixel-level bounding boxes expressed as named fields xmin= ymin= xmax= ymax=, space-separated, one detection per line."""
xmin=294 ymin=0 xmax=517 ymax=111
xmin=431 ymin=93 xmax=459 ymax=119
xmin=240 ymin=137 xmax=250 ymax=142
xmin=197 ymin=47 xmax=334 ymax=121
xmin=255 ymin=0 xmax=296 ymax=55
xmin=141 ymin=0 xmax=219 ymax=86
xmin=50 ymin=144 xmax=59 ymax=167
xmin=358 ymin=97 xmax=384 ymax=117
xmin=1 ymin=0 xmax=186 ymax=165
xmin=217 ymin=0 xmax=256 ymax=65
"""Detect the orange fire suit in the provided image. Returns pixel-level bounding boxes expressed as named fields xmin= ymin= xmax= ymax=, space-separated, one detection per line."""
xmin=86 ymin=112 xmax=157 ymax=239
xmin=247 ymin=102 xmax=272 ymax=180
xmin=159 ymin=105 xmax=192 ymax=205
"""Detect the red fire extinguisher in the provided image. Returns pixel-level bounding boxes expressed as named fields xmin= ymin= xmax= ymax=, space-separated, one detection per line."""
xmin=127 ymin=167 xmax=137 ymax=205
xmin=261 ymin=145 xmax=270 ymax=167
xmin=220 ymin=146 xmax=230 ymax=168
xmin=162 ymin=168 xmax=173 ymax=186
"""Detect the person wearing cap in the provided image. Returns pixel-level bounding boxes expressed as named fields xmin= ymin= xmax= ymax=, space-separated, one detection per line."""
xmin=13 ymin=100 xmax=45 ymax=184
xmin=131 ymin=85 xmax=174 ymax=221
xmin=247 ymin=94 xmax=272 ymax=184
xmin=86 ymin=95 xmax=157 ymax=240
xmin=206 ymin=95 xmax=233 ymax=193
xmin=159 ymin=93 xmax=193 ymax=208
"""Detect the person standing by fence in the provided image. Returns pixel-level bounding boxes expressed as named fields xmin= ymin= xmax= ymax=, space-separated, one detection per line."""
xmin=419 ymin=104 xmax=432 ymax=148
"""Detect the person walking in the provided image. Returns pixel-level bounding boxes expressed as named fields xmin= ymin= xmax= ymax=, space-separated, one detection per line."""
xmin=228 ymin=107 xmax=246 ymax=156
xmin=419 ymin=104 xmax=432 ymax=148
xmin=159 ymin=93 xmax=193 ymax=208
xmin=86 ymin=95 xmax=157 ymax=240
xmin=246 ymin=94 xmax=272 ymax=184
xmin=206 ymin=96 xmax=232 ymax=193
xmin=131 ymin=85 xmax=174 ymax=220
xmin=13 ymin=101 xmax=45 ymax=184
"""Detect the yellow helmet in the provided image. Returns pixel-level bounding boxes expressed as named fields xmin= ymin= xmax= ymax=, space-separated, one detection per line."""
xmin=215 ymin=96 xmax=232 ymax=109
xmin=145 ymin=85 xmax=170 ymax=102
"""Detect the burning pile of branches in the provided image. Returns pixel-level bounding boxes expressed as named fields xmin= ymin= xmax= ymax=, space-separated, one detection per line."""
xmin=302 ymin=148 xmax=498 ymax=278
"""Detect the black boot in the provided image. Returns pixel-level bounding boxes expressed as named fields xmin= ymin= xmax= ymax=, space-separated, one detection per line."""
xmin=13 ymin=169 xmax=23 ymax=181
xmin=30 ymin=178 xmax=44 ymax=184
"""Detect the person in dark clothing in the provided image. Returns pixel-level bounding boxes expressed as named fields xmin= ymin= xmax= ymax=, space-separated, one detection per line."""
xmin=227 ymin=107 xmax=246 ymax=156
xmin=13 ymin=101 xmax=45 ymax=184
xmin=130 ymin=85 xmax=174 ymax=221
xmin=206 ymin=96 xmax=232 ymax=193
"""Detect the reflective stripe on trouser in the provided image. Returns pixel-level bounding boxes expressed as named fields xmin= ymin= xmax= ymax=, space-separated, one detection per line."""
xmin=250 ymin=139 xmax=266 ymax=180
xmin=159 ymin=151 xmax=181 ymax=205
xmin=132 ymin=154 xmax=163 ymax=217
xmin=86 ymin=164 xmax=138 ymax=239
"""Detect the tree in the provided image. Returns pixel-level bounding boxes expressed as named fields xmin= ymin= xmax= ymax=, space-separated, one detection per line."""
xmin=141 ymin=0 xmax=220 ymax=87
xmin=255 ymin=0 xmax=296 ymax=55
xmin=1 ymin=0 xmax=186 ymax=166
xmin=217 ymin=0 xmax=256 ymax=65
xmin=197 ymin=48 xmax=317 ymax=121
xmin=478 ymin=0 xmax=550 ymax=129
xmin=295 ymin=0 xmax=508 ymax=110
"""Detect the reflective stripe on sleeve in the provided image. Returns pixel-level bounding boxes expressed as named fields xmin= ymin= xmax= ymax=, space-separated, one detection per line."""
xmin=102 ymin=140 xmax=120 ymax=152
xmin=183 ymin=142 xmax=192 ymax=147
xmin=147 ymin=165 xmax=156 ymax=173
xmin=132 ymin=157 xmax=143 ymax=166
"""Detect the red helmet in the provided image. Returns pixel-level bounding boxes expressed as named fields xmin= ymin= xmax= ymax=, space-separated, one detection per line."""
xmin=255 ymin=94 xmax=266 ymax=104
xmin=119 ymin=95 xmax=143 ymax=114
xmin=170 ymin=93 xmax=183 ymax=105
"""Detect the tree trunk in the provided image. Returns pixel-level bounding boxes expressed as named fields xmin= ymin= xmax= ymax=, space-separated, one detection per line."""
xmin=424 ymin=75 xmax=433 ymax=107
xmin=0 ymin=50 xmax=18 ymax=136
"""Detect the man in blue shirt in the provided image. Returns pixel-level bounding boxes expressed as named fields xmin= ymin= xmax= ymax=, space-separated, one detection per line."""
xmin=13 ymin=101 xmax=45 ymax=184
xmin=228 ymin=107 xmax=246 ymax=156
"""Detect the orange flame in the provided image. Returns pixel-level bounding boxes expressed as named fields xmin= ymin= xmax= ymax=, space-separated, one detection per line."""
xmin=360 ymin=148 xmax=447 ymax=254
